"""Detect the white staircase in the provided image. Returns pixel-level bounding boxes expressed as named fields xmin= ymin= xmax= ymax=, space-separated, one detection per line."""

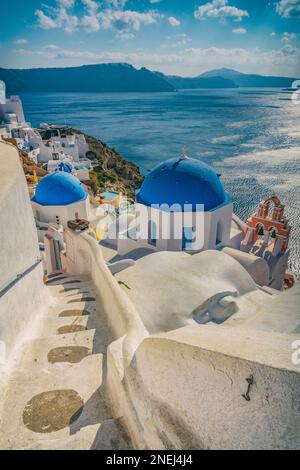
xmin=0 ymin=274 xmax=131 ymax=450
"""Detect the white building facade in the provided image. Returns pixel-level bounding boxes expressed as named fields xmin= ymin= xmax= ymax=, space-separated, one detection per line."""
xmin=115 ymin=155 xmax=239 ymax=256
xmin=0 ymin=80 xmax=27 ymax=135
xmin=31 ymin=172 xmax=91 ymax=228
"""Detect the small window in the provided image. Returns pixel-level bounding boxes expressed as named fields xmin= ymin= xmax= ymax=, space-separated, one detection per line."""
xmin=216 ymin=221 xmax=223 ymax=245
xmin=52 ymin=153 xmax=59 ymax=160
xmin=257 ymin=224 xmax=265 ymax=239
xmin=148 ymin=220 xmax=157 ymax=247
xmin=182 ymin=227 xmax=194 ymax=250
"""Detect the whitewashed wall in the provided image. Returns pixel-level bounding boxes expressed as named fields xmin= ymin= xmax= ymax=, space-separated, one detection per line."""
xmin=0 ymin=96 xmax=25 ymax=125
xmin=121 ymin=327 xmax=300 ymax=449
xmin=0 ymin=142 xmax=50 ymax=367
xmin=118 ymin=201 xmax=234 ymax=255
xmin=32 ymin=197 xmax=90 ymax=228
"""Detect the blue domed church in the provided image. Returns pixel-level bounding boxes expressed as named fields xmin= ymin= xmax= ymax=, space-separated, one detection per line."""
xmin=31 ymin=172 xmax=90 ymax=227
xmin=118 ymin=153 xmax=242 ymax=255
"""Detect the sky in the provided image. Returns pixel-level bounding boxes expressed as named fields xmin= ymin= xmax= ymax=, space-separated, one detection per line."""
xmin=0 ymin=0 xmax=299 ymax=77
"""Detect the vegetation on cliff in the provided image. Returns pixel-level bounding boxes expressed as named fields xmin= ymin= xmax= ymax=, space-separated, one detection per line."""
xmin=63 ymin=128 xmax=144 ymax=201
xmin=3 ymin=138 xmax=48 ymax=178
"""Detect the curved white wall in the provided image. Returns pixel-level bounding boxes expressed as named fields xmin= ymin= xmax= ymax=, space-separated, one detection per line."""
xmin=0 ymin=142 xmax=49 ymax=367
xmin=128 ymin=328 xmax=300 ymax=449
xmin=107 ymin=324 xmax=300 ymax=450
xmin=222 ymin=246 xmax=270 ymax=286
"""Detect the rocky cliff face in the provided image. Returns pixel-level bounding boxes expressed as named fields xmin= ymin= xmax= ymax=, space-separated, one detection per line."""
xmin=3 ymin=138 xmax=48 ymax=178
xmin=65 ymin=128 xmax=144 ymax=201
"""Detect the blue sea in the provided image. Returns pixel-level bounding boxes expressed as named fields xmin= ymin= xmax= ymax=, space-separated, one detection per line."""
xmin=20 ymin=89 xmax=300 ymax=276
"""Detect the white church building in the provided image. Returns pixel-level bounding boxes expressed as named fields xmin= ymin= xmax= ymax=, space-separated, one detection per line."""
xmin=31 ymin=171 xmax=91 ymax=228
xmin=114 ymin=153 xmax=242 ymax=255
xmin=103 ymin=151 xmax=292 ymax=291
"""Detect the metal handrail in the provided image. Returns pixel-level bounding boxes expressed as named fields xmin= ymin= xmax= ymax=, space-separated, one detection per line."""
xmin=0 ymin=258 xmax=43 ymax=299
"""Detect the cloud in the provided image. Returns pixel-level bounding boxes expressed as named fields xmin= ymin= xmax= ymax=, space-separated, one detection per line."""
xmin=232 ymin=28 xmax=246 ymax=34
xmin=36 ymin=4 xmax=79 ymax=33
xmin=14 ymin=43 xmax=299 ymax=78
xmin=276 ymin=0 xmax=300 ymax=18
xmin=281 ymin=32 xmax=297 ymax=43
xmin=45 ymin=44 xmax=58 ymax=50
xmin=106 ymin=0 xmax=128 ymax=7
xmin=281 ymin=43 xmax=298 ymax=55
xmin=116 ymin=31 xmax=135 ymax=40
xmin=82 ymin=0 xmax=99 ymax=13
xmin=168 ymin=16 xmax=181 ymax=27
xmin=98 ymin=9 xmax=162 ymax=33
xmin=174 ymin=34 xmax=191 ymax=47
xmin=12 ymin=48 xmax=53 ymax=57
xmin=81 ymin=15 xmax=100 ymax=32
xmin=35 ymin=10 xmax=59 ymax=29
xmin=166 ymin=33 xmax=192 ymax=48
xmin=58 ymin=0 xmax=75 ymax=8
xmin=36 ymin=1 xmax=162 ymax=35
xmin=195 ymin=0 xmax=249 ymax=22
xmin=15 ymin=39 xmax=28 ymax=45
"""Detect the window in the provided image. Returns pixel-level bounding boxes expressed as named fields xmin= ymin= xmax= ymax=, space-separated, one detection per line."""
xmin=182 ymin=227 xmax=194 ymax=250
xmin=257 ymin=224 xmax=265 ymax=239
xmin=148 ymin=220 xmax=157 ymax=247
xmin=269 ymin=227 xmax=277 ymax=240
xmin=216 ymin=220 xmax=223 ymax=245
xmin=52 ymin=153 xmax=59 ymax=160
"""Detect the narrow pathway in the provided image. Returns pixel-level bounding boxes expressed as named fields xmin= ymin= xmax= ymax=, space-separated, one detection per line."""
xmin=0 ymin=273 xmax=131 ymax=450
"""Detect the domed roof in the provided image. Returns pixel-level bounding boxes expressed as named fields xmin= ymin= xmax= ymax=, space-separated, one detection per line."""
xmin=33 ymin=172 xmax=87 ymax=206
xmin=57 ymin=161 xmax=72 ymax=173
xmin=136 ymin=157 xmax=230 ymax=212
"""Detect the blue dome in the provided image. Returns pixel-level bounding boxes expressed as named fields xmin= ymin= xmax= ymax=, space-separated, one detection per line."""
xmin=33 ymin=172 xmax=87 ymax=206
xmin=57 ymin=162 xmax=72 ymax=173
xmin=136 ymin=157 xmax=231 ymax=212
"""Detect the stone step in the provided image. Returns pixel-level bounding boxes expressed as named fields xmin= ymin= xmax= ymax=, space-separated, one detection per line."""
xmin=46 ymin=275 xmax=90 ymax=287
xmin=37 ymin=316 xmax=90 ymax=338
xmin=15 ymin=329 xmax=97 ymax=368
xmin=45 ymin=300 xmax=99 ymax=321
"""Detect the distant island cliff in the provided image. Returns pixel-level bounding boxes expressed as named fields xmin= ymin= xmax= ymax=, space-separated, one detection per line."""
xmin=199 ymin=68 xmax=298 ymax=88
xmin=0 ymin=63 xmax=174 ymax=93
xmin=0 ymin=63 xmax=297 ymax=93
xmin=154 ymin=71 xmax=237 ymax=89
xmin=157 ymin=67 xmax=297 ymax=89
